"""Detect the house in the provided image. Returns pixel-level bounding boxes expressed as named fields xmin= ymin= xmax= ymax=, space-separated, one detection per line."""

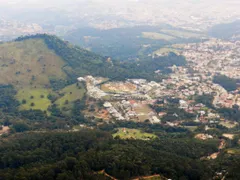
xmin=151 ymin=116 xmax=161 ymax=123
xmin=103 ymin=102 xmax=112 ymax=108
xmin=77 ymin=77 xmax=85 ymax=82
xmin=179 ymin=100 xmax=188 ymax=109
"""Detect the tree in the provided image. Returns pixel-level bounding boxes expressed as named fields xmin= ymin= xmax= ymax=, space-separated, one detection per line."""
xmin=64 ymin=100 xmax=69 ymax=105
xmin=12 ymin=123 xmax=29 ymax=132
xmin=22 ymin=99 xmax=27 ymax=104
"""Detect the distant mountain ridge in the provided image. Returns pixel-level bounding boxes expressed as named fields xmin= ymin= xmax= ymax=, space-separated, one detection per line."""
xmin=208 ymin=20 xmax=240 ymax=40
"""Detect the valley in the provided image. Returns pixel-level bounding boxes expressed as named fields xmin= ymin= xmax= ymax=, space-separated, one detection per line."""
xmin=0 ymin=0 xmax=240 ymax=179
xmin=0 ymin=34 xmax=240 ymax=179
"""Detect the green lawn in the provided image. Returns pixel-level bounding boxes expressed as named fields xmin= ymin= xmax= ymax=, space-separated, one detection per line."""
xmin=219 ymin=121 xmax=238 ymax=128
xmin=55 ymin=83 xmax=86 ymax=110
xmin=161 ymin=29 xmax=205 ymax=39
xmin=113 ymin=128 xmax=157 ymax=140
xmin=142 ymin=32 xmax=175 ymax=41
xmin=154 ymin=47 xmax=179 ymax=55
xmin=184 ymin=126 xmax=198 ymax=132
xmin=227 ymin=148 xmax=240 ymax=155
xmin=16 ymin=88 xmax=52 ymax=113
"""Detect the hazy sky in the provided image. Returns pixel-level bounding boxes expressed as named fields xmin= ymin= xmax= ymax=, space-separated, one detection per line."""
xmin=0 ymin=0 xmax=239 ymax=31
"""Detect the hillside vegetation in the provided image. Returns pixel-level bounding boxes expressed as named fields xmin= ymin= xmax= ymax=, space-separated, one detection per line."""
xmin=0 ymin=38 xmax=67 ymax=89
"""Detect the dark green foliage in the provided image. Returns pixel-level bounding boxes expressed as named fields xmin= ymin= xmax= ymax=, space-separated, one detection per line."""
xmin=49 ymin=104 xmax=64 ymax=117
xmin=12 ymin=122 xmax=30 ymax=132
xmin=64 ymin=100 xmax=69 ymax=105
xmin=21 ymin=99 xmax=27 ymax=104
xmin=0 ymin=85 xmax=19 ymax=114
xmin=0 ymin=130 xmax=218 ymax=179
xmin=49 ymin=79 xmax=74 ymax=91
xmin=195 ymin=94 xmax=214 ymax=108
xmin=71 ymin=98 xmax=87 ymax=123
xmin=213 ymin=75 xmax=238 ymax=92
xmin=217 ymin=107 xmax=240 ymax=121
xmin=19 ymin=110 xmax=47 ymax=121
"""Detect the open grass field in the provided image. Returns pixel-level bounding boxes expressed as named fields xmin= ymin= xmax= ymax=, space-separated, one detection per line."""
xmin=101 ymin=82 xmax=137 ymax=93
xmin=134 ymin=104 xmax=154 ymax=122
xmin=154 ymin=47 xmax=180 ymax=56
xmin=142 ymin=32 xmax=175 ymax=41
xmin=184 ymin=126 xmax=198 ymax=132
xmin=55 ymin=83 xmax=86 ymax=110
xmin=15 ymin=83 xmax=86 ymax=114
xmin=226 ymin=148 xmax=240 ymax=155
xmin=113 ymin=128 xmax=157 ymax=140
xmin=0 ymin=38 xmax=67 ymax=88
xmin=220 ymin=121 xmax=238 ymax=128
xmin=16 ymin=88 xmax=52 ymax=113
xmin=161 ymin=29 xmax=205 ymax=39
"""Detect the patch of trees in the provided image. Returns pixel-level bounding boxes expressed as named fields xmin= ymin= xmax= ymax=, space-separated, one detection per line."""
xmin=195 ymin=94 xmax=214 ymax=108
xmin=216 ymin=105 xmax=240 ymax=122
xmin=98 ymin=121 xmax=188 ymax=134
xmin=213 ymin=75 xmax=238 ymax=92
xmin=0 ymin=85 xmax=19 ymax=114
xmin=0 ymin=130 xmax=218 ymax=180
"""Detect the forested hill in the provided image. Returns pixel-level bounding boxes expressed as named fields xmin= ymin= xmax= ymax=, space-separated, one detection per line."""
xmin=15 ymin=34 xmax=187 ymax=82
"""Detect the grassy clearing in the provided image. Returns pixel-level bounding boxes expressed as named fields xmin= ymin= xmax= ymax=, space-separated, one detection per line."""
xmin=142 ymin=32 xmax=175 ymax=41
xmin=154 ymin=47 xmax=179 ymax=55
xmin=184 ymin=126 xmax=198 ymax=132
xmin=161 ymin=29 xmax=205 ymax=39
xmin=226 ymin=148 xmax=240 ymax=155
xmin=16 ymin=88 xmax=52 ymax=113
xmin=55 ymin=83 xmax=86 ymax=110
xmin=101 ymin=82 xmax=137 ymax=93
xmin=113 ymin=128 xmax=157 ymax=140
xmin=134 ymin=104 xmax=154 ymax=122
xmin=0 ymin=39 xmax=67 ymax=88
xmin=219 ymin=121 xmax=238 ymax=128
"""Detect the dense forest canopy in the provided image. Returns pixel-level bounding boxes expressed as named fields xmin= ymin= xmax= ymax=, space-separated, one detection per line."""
xmin=213 ymin=75 xmax=238 ymax=92
xmin=0 ymin=130 xmax=219 ymax=180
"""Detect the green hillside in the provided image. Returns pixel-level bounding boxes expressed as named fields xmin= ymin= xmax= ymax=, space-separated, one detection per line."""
xmin=0 ymin=38 xmax=67 ymax=89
